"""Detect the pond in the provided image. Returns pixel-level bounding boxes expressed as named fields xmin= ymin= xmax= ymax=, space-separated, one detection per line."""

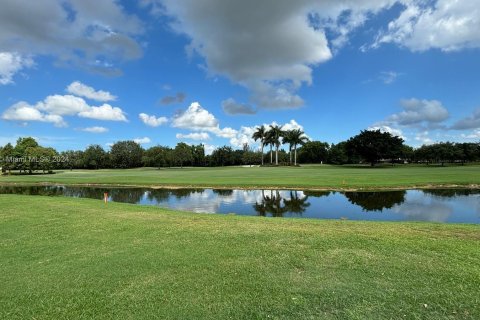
xmin=1 ymin=185 xmax=479 ymax=223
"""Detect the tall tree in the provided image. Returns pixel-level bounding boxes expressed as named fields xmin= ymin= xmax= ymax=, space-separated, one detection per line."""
xmin=298 ymin=141 xmax=329 ymax=164
xmin=110 ymin=141 xmax=144 ymax=168
xmin=282 ymin=130 xmax=294 ymax=164
xmin=288 ymin=129 xmax=309 ymax=166
xmin=269 ymin=125 xmax=284 ymax=165
xmin=252 ymin=125 xmax=267 ymax=165
xmin=264 ymin=129 xmax=275 ymax=164
xmin=346 ymin=130 xmax=404 ymax=166
xmin=174 ymin=143 xmax=193 ymax=168
xmin=0 ymin=143 xmax=14 ymax=174
xmin=83 ymin=145 xmax=107 ymax=169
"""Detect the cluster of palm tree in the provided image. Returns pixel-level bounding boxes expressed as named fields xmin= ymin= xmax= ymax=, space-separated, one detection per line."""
xmin=252 ymin=125 xmax=309 ymax=166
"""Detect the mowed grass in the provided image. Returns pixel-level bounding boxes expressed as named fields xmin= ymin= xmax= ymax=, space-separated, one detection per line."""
xmin=1 ymin=165 xmax=480 ymax=189
xmin=1 ymin=195 xmax=479 ymax=319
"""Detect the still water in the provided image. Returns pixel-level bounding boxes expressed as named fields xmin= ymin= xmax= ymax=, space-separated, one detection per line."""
xmin=1 ymin=186 xmax=479 ymax=223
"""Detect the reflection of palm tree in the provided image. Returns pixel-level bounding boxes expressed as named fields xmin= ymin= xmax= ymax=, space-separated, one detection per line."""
xmin=253 ymin=190 xmax=289 ymax=217
xmin=344 ymin=191 xmax=406 ymax=212
xmin=283 ymin=191 xmax=310 ymax=214
xmin=212 ymin=189 xmax=234 ymax=196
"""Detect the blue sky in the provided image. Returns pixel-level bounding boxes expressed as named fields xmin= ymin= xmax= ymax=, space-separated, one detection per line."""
xmin=1 ymin=0 xmax=479 ymax=153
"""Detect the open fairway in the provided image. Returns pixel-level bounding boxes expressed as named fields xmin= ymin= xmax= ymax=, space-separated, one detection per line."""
xmin=1 ymin=165 xmax=480 ymax=190
xmin=1 ymin=195 xmax=479 ymax=319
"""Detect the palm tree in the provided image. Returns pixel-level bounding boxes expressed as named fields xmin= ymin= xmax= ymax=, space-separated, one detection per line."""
xmin=252 ymin=125 xmax=266 ymax=165
xmin=282 ymin=130 xmax=295 ymax=165
xmin=289 ymin=129 xmax=309 ymax=166
xmin=269 ymin=125 xmax=284 ymax=165
xmin=264 ymin=130 xmax=275 ymax=164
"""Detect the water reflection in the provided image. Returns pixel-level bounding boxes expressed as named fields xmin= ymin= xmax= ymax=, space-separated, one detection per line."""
xmin=422 ymin=189 xmax=480 ymax=198
xmin=344 ymin=191 xmax=406 ymax=212
xmin=0 ymin=185 xmax=478 ymax=223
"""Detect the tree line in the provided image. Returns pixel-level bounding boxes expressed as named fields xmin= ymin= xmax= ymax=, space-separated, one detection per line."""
xmin=1 ymin=130 xmax=479 ymax=174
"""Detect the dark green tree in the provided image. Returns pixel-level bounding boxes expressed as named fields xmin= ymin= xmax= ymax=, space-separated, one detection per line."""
xmin=0 ymin=143 xmax=14 ymax=174
xmin=83 ymin=145 xmax=107 ymax=169
xmin=174 ymin=143 xmax=193 ymax=168
xmin=298 ymin=141 xmax=329 ymax=164
xmin=328 ymin=142 xmax=349 ymax=164
xmin=110 ymin=141 xmax=144 ymax=168
xmin=346 ymin=130 xmax=404 ymax=166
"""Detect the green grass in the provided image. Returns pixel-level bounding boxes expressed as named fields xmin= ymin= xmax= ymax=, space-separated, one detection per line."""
xmin=1 ymin=195 xmax=479 ymax=319
xmin=1 ymin=165 xmax=480 ymax=190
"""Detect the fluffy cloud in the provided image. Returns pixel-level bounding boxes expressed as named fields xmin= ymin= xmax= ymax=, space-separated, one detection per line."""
xmin=222 ymin=98 xmax=257 ymax=115
xmin=373 ymin=0 xmax=480 ymax=52
xmin=281 ymin=119 xmax=304 ymax=132
xmin=134 ymin=137 xmax=151 ymax=144
xmin=0 ymin=0 xmax=144 ymax=73
xmin=37 ymin=95 xmax=89 ymax=116
xmin=67 ymin=81 xmax=117 ymax=102
xmin=1 ymin=101 xmax=66 ymax=127
xmin=176 ymin=132 xmax=210 ymax=141
xmin=2 ymin=93 xmax=128 ymax=126
xmin=78 ymin=104 xmax=127 ymax=121
xmin=139 ymin=113 xmax=168 ymax=127
xmin=388 ymin=99 xmax=449 ymax=127
xmin=80 ymin=126 xmax=109 ymax=133
xmin=172 ymin=102 xmax=218 ymax=129
xmin=172 ymin=102 xmax=237 ymax=138
xmin=451 ymin=109 xmax=480 ymax=130
xmin=0 ymin=52 xmax=34 ymax=85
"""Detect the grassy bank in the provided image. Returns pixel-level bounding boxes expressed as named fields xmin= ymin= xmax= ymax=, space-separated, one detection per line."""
xmin=1 ymin=195 xmax=479 ymax=319
xmin=1 ymin=165 xmax=480 ymax=190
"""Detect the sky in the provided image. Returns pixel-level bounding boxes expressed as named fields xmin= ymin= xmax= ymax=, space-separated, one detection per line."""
xmin=0 ymin=0 xmax=479 ymax=154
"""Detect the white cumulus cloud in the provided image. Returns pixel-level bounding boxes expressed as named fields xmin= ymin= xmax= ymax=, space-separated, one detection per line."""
xmin=172 ymin=102 xmax=238 ymax=138
xmin=37 ymin=95 xmax=90 ymax=116
xmin=78 ymin=104 xmax=127 ymax=121
xmin=67 ymin=81 xmax=117 ymax=102
xmin=139 ymin=113 xmax=168 ymax=127
xmin=1 ymin=101 xmax=66 ymax=127
xmin=372 ymin=0 xmax=480 ymax=52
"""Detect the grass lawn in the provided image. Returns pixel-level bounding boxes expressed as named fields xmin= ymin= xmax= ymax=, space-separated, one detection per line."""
xmin=1 ymin=195 xmax=479 ymax=319
xmin=1 ymin=165 xmax=480 ymax=190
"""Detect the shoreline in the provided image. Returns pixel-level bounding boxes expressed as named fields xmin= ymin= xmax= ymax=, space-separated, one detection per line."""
xmin=0 ymin=181 xmax=479 ymax=192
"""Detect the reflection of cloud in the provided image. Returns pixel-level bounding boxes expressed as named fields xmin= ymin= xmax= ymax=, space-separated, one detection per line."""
xmin=145 ymin=189 xmax=309 ymax=214
xmin=393 ymin=200 xmax=452 ymax=222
